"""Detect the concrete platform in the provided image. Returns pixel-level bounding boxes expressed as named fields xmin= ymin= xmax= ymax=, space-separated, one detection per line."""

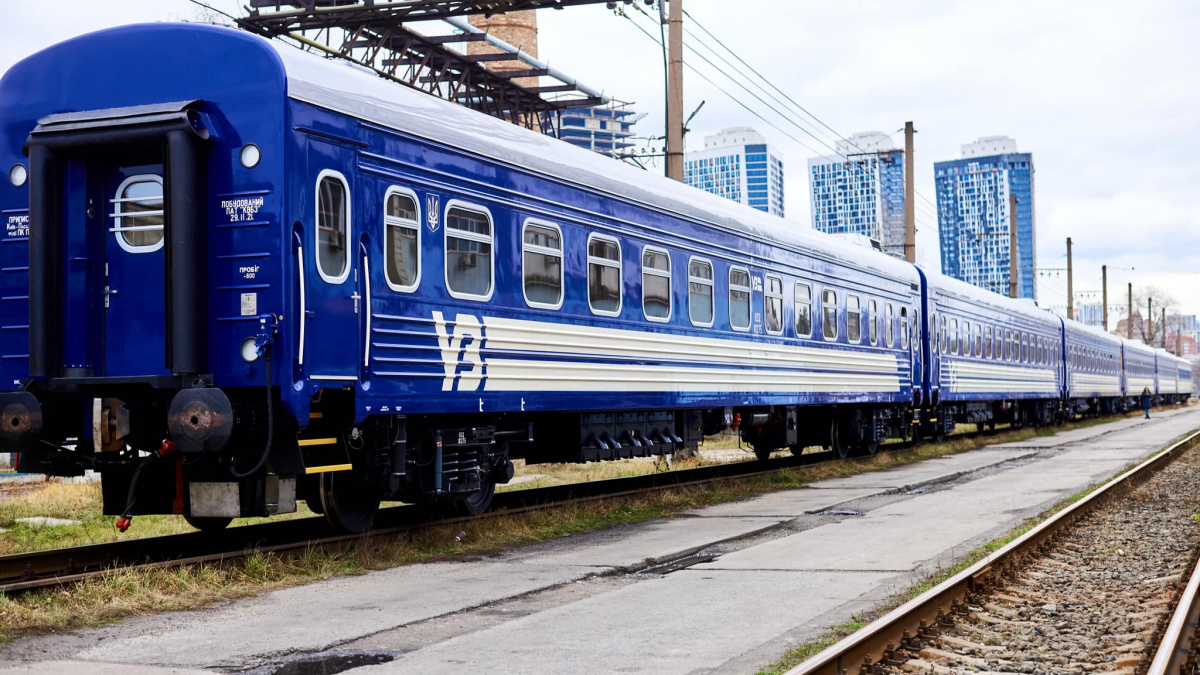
xmin=3 ymin=406 xmax=1198 ymax=675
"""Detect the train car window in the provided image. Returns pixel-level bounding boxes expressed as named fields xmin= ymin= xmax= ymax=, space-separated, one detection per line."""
xmin=1004 ymin=330 xmax=1011 ymax=361
xmin=847 ymin=295 xmax=862 ymax=343
xmin=899 ymin=307 xmax=909 ymax=349
xmin=795 ymin=283 xmax=813 ymax=337
xmin=445 ymin=204 xmax=494 ymax=300
xmin=688 ymin=258 xmax=714 ymax=327
xmin=939 ymin=315 xmax=947 ymax=354
xmin=822 ymin=289 xmax=838 ymax=341
xmin=316 ymin=172 xmax=351 ymax=282
xmin=985 ymin=326 xmax=993 ymax=359
xmin=1021 ymin=334 xmax=1028 ymax=363
xmin=868 ymin=299 xmax=879 ymax=345
xmin=522 ymin=220 xmax=563 ymax=309
xmin=383 ymin=188 xmax=421 ymax=292
xmin=765 ymin=276 xmax=784 ymax=335
xmin=729 ymin=268 xmax=752 ymax=331
xmin=112 ymin=174 xmax=165 ymax=253
xmin=964 ymin=321 xmax=973 ymax=356
xmin=641 ymin=247 xmax=671 ymax=322
xmin=975 ymin=324 xmax=982 ymax=358
xmin=586 ymin=234 xmax=622 ymax=316
xmin=885 ymin=303 xmax=895 ymax=347
xmin=950 ymin=318 xmax=959 ymax=355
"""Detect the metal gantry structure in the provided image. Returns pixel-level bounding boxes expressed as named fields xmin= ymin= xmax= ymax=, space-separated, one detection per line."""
xmin=238 ymin=0 xmax=623 ymax=131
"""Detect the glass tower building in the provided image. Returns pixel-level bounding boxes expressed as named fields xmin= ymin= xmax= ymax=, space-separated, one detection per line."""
xmin=935 ymin=136 xmax=1036 ymax=300
xmin=807 ymin=131 xmax=905 ymax=258
xmin=684 ymin=127 xmax=785 ymax=217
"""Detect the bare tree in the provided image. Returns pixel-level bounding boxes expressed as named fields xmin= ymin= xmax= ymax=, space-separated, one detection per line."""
xmin=1129 ymin=286 xmax=1179 ymax=345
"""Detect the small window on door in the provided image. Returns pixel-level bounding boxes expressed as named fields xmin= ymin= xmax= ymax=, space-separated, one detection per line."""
xmin=795 ymin=283 xmax=813 ymax=338
xmin=847 ymin=295 xmax=862 ymax=343
xmin=765 ymin=276 xmax=783 ymax=335
xmin=522 ymin=220 xmax=563 ymax=309
xmin=689 ymin=258 xmax=714 ymax=327
xmin=316 ymin=172 xmax=351 ymax=282
xmin=868 ymin=299 xmax=879 ymax=345
xmin=112 ymin=174 xmax=164 ymax=253
xmin=729 ymin=268 xmax=751 ymax=331
xmin=642 ymin=247 xmax=671 ymax=322
xmin=823 ymin=289 xmax=838 ymax=341
xmin=899 ymin=307 xmax=909 ymax=349
xmin=587 ymin=234 xmax=622 ymax=316
xmin=445 ymin=203 xmax=494 ymax=300
xmin=950 ymin=318 xmax=959 ymax=355
xmin=885 ymin=303 xmax=895 ymax=348
xmin=384 ymin=188 xmax=420 ymax=292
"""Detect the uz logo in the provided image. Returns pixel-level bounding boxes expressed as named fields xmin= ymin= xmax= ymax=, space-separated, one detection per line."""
xmin=433 ymin=311 xmax=484 ymax=392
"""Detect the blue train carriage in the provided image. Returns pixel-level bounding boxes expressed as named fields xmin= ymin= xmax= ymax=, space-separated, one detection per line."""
xmin=918 ymin=269 xmax=1062 ymax=435
xmin=1121 ymin=339 xmax=1156 ymax=409
xmin=1175 ymin=354 xmax=1194 ymax=403
xmin=1153 ymin=348 xmax=1190 ymax=404
xmin=1061 ymin=318 xmax=1124 ymax=416
xmin=0 ymin=23 xmax=922 ymax=532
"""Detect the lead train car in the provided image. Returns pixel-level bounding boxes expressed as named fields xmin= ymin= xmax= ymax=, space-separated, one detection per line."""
xmin=0 ymin=24 xmax=924 ymax=532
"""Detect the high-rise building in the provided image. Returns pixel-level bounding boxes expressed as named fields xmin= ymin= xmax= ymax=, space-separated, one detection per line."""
xmin=555 ymin=104 xmax=644 ymax=158
xmin=684 ymin=127 xmax=785 ymax=217
xmin=935 ymin=136 xmax=1036 ymax=299
xmin=807 ymin=131 xmax=906 ymax=258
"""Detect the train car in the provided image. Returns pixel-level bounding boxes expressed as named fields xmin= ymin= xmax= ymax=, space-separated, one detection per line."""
xmin=1122 ymin=339 xmax=1156 ymax=408
xmin=1154 ymin=348 xmax=1181 ymax=403
xmin=0 ymin=23 xmax=924 ymax=532
xmin=917 ymin=269 xmax=1062 ymax=435
xmin=1175 ymin=355 xmax=1194 ymax=403
xmin=1062 ymin=318 xmax=1124 ymax=416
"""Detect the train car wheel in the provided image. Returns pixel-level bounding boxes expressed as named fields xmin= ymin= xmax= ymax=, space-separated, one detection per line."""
xmin=184 ymin=515 xmax=232 ymax=532
xmin=862 ymin=442 xmax=879 ymax=457
xmin=455 ymin=482 xmax=495 ymax=516
xmin=753 ymin=446 xmax=773 ymax=461
xmin=828 ymin=418 xmax=849 ymax=459
xmin=319 ymin=467 xmax=381 ymax=534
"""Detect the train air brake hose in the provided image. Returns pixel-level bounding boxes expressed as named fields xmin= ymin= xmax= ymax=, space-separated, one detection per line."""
xmin=231 ymin=351 xmax=273 ymax=479
xmin=115 ymin=439 xmax=178 ymax=532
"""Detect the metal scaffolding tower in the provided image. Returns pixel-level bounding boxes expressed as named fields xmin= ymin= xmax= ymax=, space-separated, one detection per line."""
xmin=238 ymin=0 xmax=619 ymax=131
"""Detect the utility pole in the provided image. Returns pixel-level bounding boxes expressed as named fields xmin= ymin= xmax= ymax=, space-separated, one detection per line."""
xmin=1148 ymin=297 xmax=1153 ymax=343
xmin=904 ymin=121 xmax=916 ymax=263
xmin=1008 ymin=193 xmax=1018 ymax=298
xmin=1066 ymin=237 xmax=1073 ymax=320
xmin=1162 ymin=307 xmax=1167 ymax=349
xmin=664 ymin=0 xmax=684 ymax=182
xmin=1101 ymin=265 xmax=1108 ymax=331
xmin=1127 ymin=283 xmax=1133 ymax=338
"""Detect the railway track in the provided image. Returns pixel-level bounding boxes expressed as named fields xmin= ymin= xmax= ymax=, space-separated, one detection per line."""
xmin=0 ymin=447 xmax=841 ymax=594
xmin=788 ymin=428 xmax=1200 ymax=675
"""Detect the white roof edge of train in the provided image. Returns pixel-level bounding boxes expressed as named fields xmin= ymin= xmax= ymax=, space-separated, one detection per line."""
xmin=916 ymin=265 xmax=1061 ymax=325
xmin=1060 ymin=316 xmax=1124 ymax=345
xmin=258 ymin=33 xmax=926 ymax=282
xmin=1122 ymin=337 xmax=1156 ymax=355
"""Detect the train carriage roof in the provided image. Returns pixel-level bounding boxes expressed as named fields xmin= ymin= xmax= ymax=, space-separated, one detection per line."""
xmin=1061 ymin=316 xmax=1123 ymax=348
xmin=1123 ymin=338 xmax=1156 ymax=357
xmin=917 ymin=265 xmax=1062 ymax=328
xmin=263 ymin=31 xmax=925 ymax=282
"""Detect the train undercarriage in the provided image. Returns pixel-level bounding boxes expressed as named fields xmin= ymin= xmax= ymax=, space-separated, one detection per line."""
xmin=3 ymin=383 xmax=1185 ymax=533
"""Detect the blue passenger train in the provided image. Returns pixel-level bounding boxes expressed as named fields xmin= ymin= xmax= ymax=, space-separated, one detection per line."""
xmin=0 ymin=24 xmax=1189 ymax=532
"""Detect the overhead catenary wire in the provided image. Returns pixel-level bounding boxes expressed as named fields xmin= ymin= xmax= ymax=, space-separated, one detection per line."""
xmin=624 ymin=7 xmax=940 ymax=234
xmin=677 ymin=6 xmax=943 ymax=217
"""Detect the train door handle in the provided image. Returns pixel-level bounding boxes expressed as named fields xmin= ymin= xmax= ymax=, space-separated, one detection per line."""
xmin=103 ymin=286 xmax=118 ymax=308
xmin=350 ymin=291 xmax=361 ymax=314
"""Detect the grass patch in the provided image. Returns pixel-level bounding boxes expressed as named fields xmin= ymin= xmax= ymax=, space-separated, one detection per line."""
xmin=0 ymin=411 xmax=1152 ymax=644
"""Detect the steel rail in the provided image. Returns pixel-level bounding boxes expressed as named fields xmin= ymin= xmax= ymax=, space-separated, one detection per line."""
xmin=785 ymin=427 xmax=1200 ymax=675
xmin=0 ymin=448 xmax=836 ymax=594
xmin=1147 ymin=536 xmax=1200 ymax=675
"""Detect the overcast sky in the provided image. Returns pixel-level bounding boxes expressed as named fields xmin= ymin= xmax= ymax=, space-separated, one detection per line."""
xmin=2 ymin=0 xmax=1197 ymax=319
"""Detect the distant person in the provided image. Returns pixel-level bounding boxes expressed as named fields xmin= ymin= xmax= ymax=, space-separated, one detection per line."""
xmin=1141 ymin=386 xmax=1152 ymax=419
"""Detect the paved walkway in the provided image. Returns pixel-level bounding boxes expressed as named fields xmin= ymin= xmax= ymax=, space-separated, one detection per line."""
xmin=3 ymin=406 xmax=1199 ymax=675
